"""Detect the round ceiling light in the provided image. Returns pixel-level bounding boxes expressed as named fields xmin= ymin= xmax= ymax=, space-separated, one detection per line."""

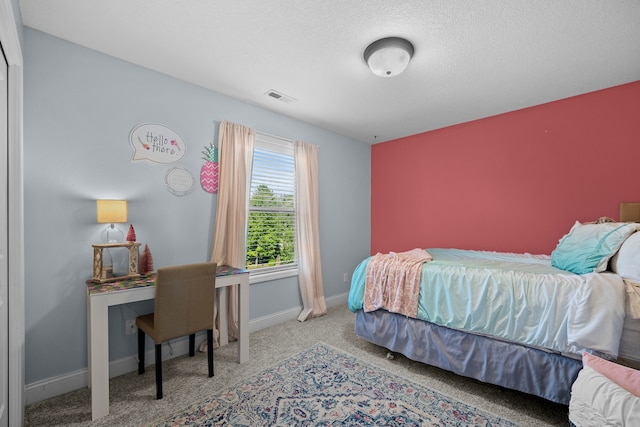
xmin=363 ymin=37 xmax=414 ymax=78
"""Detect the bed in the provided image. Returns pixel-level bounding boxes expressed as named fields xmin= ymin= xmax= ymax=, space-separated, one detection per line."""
xmin=348 ymin=204 xmax=640 ymax=405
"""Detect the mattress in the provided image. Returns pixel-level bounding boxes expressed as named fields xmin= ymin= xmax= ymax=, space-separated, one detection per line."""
xmin=618 ymin=280 xmax=640 ymax=367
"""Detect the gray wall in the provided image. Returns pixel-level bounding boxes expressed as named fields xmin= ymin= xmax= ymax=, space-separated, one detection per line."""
xmin=23 ymin=28 xmax=371 ymax=385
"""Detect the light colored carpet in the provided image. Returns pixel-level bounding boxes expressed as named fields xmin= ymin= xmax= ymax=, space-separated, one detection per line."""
xmin=24 ymin=304 xmax=569 ymax=426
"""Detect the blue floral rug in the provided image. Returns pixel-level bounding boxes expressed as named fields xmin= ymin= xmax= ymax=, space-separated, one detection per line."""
xmin=157 ymin=342 xmax=517 ymax=426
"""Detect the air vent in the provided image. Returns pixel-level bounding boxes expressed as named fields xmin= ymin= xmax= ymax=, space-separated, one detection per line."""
xmin=264 ymin=89 xmax=296 ymax=104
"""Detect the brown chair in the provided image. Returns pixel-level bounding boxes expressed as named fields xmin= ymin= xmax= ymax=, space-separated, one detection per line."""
xmin=136 ymin=262 xmax=217 ymax=399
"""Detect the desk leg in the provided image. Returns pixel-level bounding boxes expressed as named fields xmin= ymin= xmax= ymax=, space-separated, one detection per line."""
xmin=89 ymin=296 xmax=110 ymax=420
xmin=217 ymin=288 xmax=228 ymax=347
xmin=87 ymin=293 xmax=91 ymax=389
xmin=238 ymin=279 xmax=249 ymax=363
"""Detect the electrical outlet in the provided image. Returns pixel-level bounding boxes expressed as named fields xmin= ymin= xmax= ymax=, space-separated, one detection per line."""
xmin=343 ymin=273 xmax=348 ymax=284
xmin=126 ymin=319 xmax=137 ymax=335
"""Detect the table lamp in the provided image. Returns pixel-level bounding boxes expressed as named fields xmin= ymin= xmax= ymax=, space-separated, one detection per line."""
xmin=96 ymin=199 xmax=128 ymax=243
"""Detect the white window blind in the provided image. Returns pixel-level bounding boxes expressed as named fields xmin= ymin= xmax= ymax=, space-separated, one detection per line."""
xmin=246 ymin=132 xmax=297 ymax=275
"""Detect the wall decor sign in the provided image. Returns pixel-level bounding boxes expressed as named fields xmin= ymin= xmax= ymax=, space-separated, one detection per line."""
xmin=200 ymin=142 xmax=219 ymax=193
xmin=164 ymin=165 xmax=194 ymax=196
xmin=130 ymin=123 xmax=186 ymax=164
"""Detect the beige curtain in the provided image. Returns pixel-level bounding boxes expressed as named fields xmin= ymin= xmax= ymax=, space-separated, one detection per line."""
xmin=294 ymin=141 xmax=327 ymax=321
xmin=211 ymin=120 xmax=255 ymax=343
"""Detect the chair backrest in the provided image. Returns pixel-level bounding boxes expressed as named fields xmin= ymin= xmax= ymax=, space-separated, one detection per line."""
xmin=154 ymin=262 xmax=217 ymax=343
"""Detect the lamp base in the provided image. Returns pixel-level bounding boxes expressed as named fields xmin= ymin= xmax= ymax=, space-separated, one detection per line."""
xmin=101 ymin=224 xmax=124 ymax=243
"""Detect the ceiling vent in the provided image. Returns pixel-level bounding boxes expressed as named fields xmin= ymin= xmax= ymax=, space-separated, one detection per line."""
xmin=265 ymin=89 xmax=296 ymax=103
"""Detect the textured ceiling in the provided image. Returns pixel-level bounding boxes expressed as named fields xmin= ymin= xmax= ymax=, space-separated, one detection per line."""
xmin=19 ymin=0 xmax=640 ymax=143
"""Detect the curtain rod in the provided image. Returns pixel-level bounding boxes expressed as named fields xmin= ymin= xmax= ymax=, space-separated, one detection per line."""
xmin=213 ymin=119 xmax=298 ymax=145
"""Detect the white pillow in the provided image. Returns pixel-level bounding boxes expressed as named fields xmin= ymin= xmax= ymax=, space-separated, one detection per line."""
xmin=569 ymin=365 xmax=640 ymax=426
xmin=610 ymin=231 xmax=640 ymax=282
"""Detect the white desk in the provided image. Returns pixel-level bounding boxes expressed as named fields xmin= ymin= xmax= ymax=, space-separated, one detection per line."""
xmin=86 ymin=265 xmax=249 ymax=420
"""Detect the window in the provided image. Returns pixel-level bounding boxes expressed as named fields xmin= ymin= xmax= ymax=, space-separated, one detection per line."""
xmin=246 ymin=133 xmax=297 ymax=279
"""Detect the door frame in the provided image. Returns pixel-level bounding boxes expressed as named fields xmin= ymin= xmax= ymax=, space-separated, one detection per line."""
xmin=0 ymin=1 xmax=25 ymax=426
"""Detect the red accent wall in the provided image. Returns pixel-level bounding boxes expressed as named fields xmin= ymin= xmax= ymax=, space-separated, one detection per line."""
xmin=371 ymin=81 xmax=640 ymax=255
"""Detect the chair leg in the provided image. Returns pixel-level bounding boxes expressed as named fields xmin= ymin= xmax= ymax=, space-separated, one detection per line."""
xmin=155 ymin=344 xmax=163 ymax=399
xmin=137 ymin=329 xmax=145 ymax=375
xmin=189 ymin=334 xmax=195 ymax=357
xmin=207 ymin=329 xmax=214 ymax=377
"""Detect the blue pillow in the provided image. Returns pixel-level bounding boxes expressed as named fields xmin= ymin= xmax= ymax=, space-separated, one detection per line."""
xmin=551 ymin=221 xmax=640 ymax=274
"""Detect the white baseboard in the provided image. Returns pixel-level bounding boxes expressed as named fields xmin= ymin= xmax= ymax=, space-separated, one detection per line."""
xmin=247 ymin=292 xmax=349 ymax=333
xmin=25 ymin=339 xmax=193 ymax=405
xmin=25 ymin=292 xmax=350 ymax=405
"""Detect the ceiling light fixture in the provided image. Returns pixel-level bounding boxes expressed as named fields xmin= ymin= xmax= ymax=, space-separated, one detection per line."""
xmin=364 ymin=37 xmax=414 ymax=78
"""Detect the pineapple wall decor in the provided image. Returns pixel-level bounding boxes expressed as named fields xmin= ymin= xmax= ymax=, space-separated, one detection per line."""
xmin=200 ymin=143 xmax=219 ymax=193
xmin=129 ymin=123 xmax=186 ymax=164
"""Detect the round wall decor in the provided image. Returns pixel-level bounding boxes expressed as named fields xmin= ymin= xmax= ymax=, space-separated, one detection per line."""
xmin=164 ymin=165 xmax=194 ymax=196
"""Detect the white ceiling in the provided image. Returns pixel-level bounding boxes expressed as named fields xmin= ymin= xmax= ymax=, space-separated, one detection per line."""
xmin=19 ymin=0 xmax=640 ymax=144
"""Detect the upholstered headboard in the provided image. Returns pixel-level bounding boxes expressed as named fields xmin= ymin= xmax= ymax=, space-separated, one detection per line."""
xmin=620 ymin=203 xmax=640 ymax=222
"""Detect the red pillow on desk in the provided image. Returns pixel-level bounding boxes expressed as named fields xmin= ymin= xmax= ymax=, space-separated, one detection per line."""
xmin=583 ymin=352 xmax=640 ymax=397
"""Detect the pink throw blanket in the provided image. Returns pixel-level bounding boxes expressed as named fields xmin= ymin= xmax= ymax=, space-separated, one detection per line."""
xmin=364 ymin=248 xmax=432 ymax=318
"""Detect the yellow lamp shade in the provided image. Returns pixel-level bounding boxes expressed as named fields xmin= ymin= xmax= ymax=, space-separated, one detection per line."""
xmin=96 ymin=200 xmax=128 ymax=224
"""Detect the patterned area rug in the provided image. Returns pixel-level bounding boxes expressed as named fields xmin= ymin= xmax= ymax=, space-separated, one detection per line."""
xmin=156 ymin=342 xmax=517 ymax=426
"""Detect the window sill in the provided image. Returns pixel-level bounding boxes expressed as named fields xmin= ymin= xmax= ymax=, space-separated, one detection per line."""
xmin=249 ymin=267 xmax=298 ymax=284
